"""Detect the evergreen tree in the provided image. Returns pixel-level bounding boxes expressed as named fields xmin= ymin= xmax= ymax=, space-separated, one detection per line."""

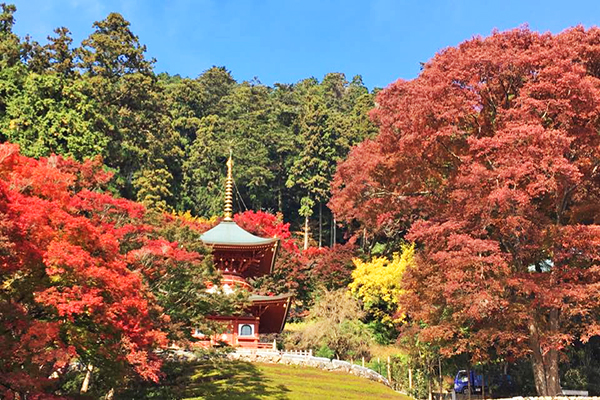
xmin=46 ymin=27 xmax=76 ymax=77
xmin=196 ymin=66 xmax=236 ymax=116
xmin=181 ymin=115 xmax=226 ymax=216
xmin=77 ymin=13 xmax=182 ymax=209
xmin=77 ymin=13 xmax=153 ymax=79
xmin=2 ymin=73 xmax=109 ymax=160
xmin=287 ymin=95 xmax=338 ymax=248
xmin=0 ymin=3 xmax=25 ymax=133
xmin=0 ymin=4 xmax=379 ymax=238
xmin=220 ymin=80 xmax=276 ymax=210
xmin=269 ymin=82 xmax=301 ymax=214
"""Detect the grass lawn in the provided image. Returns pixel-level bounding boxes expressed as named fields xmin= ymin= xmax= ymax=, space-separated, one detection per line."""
xmin=182 ymin=359 xmax=411 ymax=400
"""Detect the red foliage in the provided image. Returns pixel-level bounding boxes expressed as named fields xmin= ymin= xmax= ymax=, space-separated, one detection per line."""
xmin=234 ymin=211 xmax=307 ymax=306
xmin=330 ymin=27 xmax=600 ymax=394
xmin=234 ymin=210 xmax=298 ymax=253
xmin=303 ymin=241 xmax=357 ymax=290
xmin=234 ymin=211 xmax=357 ymax=314
xmin=54 ymin=154 xmax=113 ymax=191
xmin=0 ymin=144 xmax=200 ymax=396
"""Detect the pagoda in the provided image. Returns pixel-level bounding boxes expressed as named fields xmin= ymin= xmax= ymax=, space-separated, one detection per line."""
xmin=195 ymin=154 xmax=292 ymax=349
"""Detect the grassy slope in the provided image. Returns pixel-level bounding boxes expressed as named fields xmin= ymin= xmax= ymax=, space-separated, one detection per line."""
xmin=183 ymin=360 xmax=411 ymax=400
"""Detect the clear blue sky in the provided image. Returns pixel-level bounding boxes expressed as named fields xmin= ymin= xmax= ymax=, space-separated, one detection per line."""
xmin=10 ymin=0 xmax=600 ymax=90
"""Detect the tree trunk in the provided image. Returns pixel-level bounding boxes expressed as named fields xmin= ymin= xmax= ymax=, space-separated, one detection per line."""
xmin=80 ymin=363 xmax=94 ymax=393
xmin=330 ymin=215 xmax=336 ymax=247
xmin=332 ymin=217 xmax=336 ymax=245
xmin=318 ymin=202 xmax=322 ymax=248
xmin=528 ymin=312 xmax=561 ymax=395
xmin=278 ymin=184 xmax=283 ymax=213
xmin=428 ymin=375 xmax=433 ymax=400
xmin=467 ymin=366 xmax=471 ymax=400
xmin=278 ymin=156 xmax=283 ymax=212
xmin=439 ymin=357 xmax=443 ymax=398
xmin=482 ymin=373 xmax=485 ymax=400
xmin=303 ymin=215 xmax=309 ymax=250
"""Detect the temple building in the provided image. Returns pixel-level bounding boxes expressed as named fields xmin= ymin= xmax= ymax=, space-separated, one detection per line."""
xmin=195 ymin=154 xmax=292 ymax=349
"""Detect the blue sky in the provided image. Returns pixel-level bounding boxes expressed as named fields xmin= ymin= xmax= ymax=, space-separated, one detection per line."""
xmin=10 ymin=0 xmax=600 ymax=89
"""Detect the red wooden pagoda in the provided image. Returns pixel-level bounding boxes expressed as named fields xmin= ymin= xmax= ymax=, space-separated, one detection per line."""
xmin=195 ymin=154 xmax=292 ymax=349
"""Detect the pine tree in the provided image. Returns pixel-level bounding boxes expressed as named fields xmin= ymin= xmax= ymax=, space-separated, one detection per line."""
xmin=77 ymin=13 xmax=182 ymax=208
xmin=287 ymin=95 xmax=338 ymax=248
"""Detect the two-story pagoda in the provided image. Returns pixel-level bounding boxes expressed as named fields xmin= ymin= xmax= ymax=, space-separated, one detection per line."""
xmin=196 ymin=155 xmax=292 ymax=348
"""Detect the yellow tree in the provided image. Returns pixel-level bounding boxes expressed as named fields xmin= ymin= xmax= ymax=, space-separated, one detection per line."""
xmin=349 ymin=244 xmax=414 ymax=342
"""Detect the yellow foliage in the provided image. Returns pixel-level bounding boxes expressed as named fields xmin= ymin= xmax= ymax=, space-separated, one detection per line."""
xmin=349 ymin=244 xmax=415 ymax=324
xmin=174 ymin=210 xmax=218 ymax=225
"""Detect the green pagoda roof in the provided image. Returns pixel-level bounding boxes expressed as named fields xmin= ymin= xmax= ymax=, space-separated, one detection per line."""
xmin=200 ymin=221 xmax=277 ymax=247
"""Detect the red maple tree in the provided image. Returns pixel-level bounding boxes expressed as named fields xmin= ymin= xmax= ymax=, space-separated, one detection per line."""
xmin=0 ymin=144 xmax=216 ymax=397
xmin=331 ymin=27 xmax=600 ymax=395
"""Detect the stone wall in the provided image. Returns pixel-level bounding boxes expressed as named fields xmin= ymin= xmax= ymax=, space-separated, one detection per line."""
xmin=229 ymin=350 xmax=392 ymax=387
xmin=495 ymin=398 xmax=598 ymax=400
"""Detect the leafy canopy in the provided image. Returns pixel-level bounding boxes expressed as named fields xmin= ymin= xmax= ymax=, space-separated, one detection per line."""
xmin=0 ymin=144 xmax=231 ymax=397
xmin=331 ymin=26 xmax=600 ymax=395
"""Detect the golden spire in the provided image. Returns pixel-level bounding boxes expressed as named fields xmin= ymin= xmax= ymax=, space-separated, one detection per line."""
xmin=223 ymin=150 xmax=234 ymax=221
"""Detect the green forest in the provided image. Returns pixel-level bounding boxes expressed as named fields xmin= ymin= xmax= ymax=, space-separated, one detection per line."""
xmin=0 ymin=5 xmax=376 ymax=241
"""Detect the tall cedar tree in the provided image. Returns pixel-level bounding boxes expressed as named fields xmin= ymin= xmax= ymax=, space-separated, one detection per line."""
xmin=287 ymin=95 xmax=337 ymax=248
xmin=0 ymin=3 xmax=24 ymax=127
xmin=330 ymin=27 xmax=600 ymax=395
xmin=77 ymin=12 xmax=182 ymax=210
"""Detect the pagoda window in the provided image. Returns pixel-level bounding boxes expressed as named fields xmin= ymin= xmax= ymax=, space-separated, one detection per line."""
xmin=239 ymin=323 xmax=254 ymax=337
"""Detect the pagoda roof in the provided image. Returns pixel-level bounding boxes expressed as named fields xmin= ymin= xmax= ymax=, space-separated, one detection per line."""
xmin=201 ymin=221 xmax=278 ymax=247
xmin=248 ymin=293 xmax=293 ymax=303
xmin=249 ymin=293 xmax=293 ymax=333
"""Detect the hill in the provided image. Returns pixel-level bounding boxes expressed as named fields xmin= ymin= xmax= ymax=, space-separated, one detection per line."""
xmin=181 ymin=360 xmax=411 ymax=400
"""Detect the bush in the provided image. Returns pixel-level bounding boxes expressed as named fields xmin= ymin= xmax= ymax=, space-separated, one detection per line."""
xmin=283 ymin=289 xmax=373 ymax=360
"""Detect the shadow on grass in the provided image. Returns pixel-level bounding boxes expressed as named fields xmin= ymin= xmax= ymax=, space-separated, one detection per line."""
xmin=184 ymin=359 xmax=290 ymax=400
xmin=116 ymin=358 xmax=289 ymax=400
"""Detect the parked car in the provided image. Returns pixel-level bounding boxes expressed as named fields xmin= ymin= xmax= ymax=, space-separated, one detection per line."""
xmin=454 ymin=370 xmax=486 ymax=394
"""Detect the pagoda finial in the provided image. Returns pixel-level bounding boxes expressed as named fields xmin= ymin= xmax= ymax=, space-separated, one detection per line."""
xmin=223 ymin=149 xmax=234 ymax=221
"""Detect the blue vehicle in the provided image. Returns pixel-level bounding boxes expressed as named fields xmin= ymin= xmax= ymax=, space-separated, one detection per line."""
xmin=454 ymin=370 xmax=486 ymax=394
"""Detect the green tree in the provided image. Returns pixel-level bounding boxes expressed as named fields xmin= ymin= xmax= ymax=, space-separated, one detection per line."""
xmin=269 ymin=83 xmax=302 ymax=214
xmin=45 ymin=27 xmax=76 ymax=77
xmin=287 ymin=95 xmax=338 ymax=248
xmin=2 ymin=73 xmax=109 ymax=160
xmin=181 ymin=115 xmax=226 ymax=216
xmin=180 ymin=79 xmax=280 ymax=216
xmin=164 ymin=66 xmax=235 ymax=147
xmin=196 ymin=66 xmax=236 ymax=116
xmin=77 ymin=12 xmax=153 ymax=79
xmin=165 ymin=75 xmax=206 ymax=146
xmin=286 ymin=289 xmax=372 ymax=360
xmin=77 ymin=12 xmax=182 ymax=209
xmin=0 ymin=3 xmax=25 ymax=132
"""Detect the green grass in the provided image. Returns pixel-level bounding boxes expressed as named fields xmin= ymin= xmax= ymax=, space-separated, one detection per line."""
xmin=182 ymin=359 xmax=412 ymax=400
